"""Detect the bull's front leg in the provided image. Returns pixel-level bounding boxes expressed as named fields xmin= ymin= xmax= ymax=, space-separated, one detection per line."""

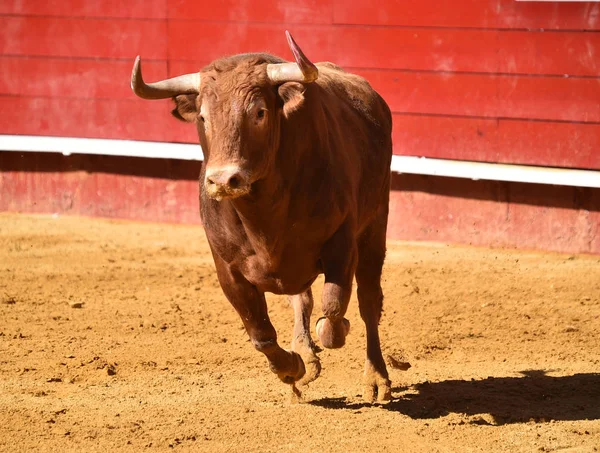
xmin=213 ymin=255 xmax=305 ymax=384
xmin=316 ymin=221 xmax=357 ymax=349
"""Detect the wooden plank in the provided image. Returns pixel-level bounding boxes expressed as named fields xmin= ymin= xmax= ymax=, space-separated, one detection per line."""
xmin=0 ymin=97 xmax=196 ymax=143
xmin=507 ymin=182 xmax=599 ymax=253
xmin=493 ymin=119 xmax=600 ymax=171
xmin=334 ymin=0 xmax=600 ymax=30
xmin=337 ymin=28 xmax=600 ymax=77
xmin=166 ymin=22 xmax=600 ymax=76
xmin=5 ymin=0 xmax=596 ymax=31
xmin=167 ymin=60 xmax=211 ymax=77
xmin=357 ymin=70 xmax=600 ymax=123
xmin=0 ymin=153 xmax=202 ymax=224
xmin=0 ymin=57 xmax=167 ymax=100
xmin=0 ymin=0 xmax=166 ymax=19
xmin=388 ymin=175 xmax=600 ymax=254
xmin=392 ymin=115 xmax=600 ymax=170
xmin=496 ymin=31 xmax=600 ymax=77
xmin=0 ymin=17 xmax=167 ymax=60
xmin=167 ymin=0 xmax=333 ymax=23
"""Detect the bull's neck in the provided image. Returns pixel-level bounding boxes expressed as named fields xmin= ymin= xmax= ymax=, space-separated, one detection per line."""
xmin=230 ymin=169 xmax=288 ymax=233
xmin=229 ymin=107 xmax=327 ymax=249
xmin=227 ymin=91 xmax=330 ymax=255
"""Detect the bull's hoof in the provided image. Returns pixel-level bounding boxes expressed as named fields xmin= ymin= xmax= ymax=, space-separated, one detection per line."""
xmin=299 ymin=354 xmax=321 ymax=386
xmin=292 ymin=336 xmax=321 ymax=385
xmin=315 ymin=317 xmax=350 ymax=349
xmin=270 ymin=350 xmax=306 ymax=384
xmin=363 ymin=366 xmax=392 ymax=403
xmin=297 ymin=348 xmax=321 ymax=386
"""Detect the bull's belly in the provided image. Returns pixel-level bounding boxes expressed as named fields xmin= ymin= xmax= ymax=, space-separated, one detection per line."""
xmin=240 ymin=255 xmax=321 ymax=295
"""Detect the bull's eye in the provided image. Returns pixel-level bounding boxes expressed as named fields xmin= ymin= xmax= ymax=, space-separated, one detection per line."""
xmin=257 ymin=109 xmax=266 ymax=120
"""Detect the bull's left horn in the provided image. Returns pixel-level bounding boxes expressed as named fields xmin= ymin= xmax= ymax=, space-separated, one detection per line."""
xmin=266 ymin=31 xmax=319 ymax=84
xmin=131 ymin=56 xmax=201 ymax=100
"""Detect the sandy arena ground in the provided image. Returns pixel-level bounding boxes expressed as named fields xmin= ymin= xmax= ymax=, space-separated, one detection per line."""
xmin=0 ymin=213 xmax=599 ymax=452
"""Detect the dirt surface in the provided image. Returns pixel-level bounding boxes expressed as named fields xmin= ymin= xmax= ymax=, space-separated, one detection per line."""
xmin=1 ymin=213 xmax=599 ymax=452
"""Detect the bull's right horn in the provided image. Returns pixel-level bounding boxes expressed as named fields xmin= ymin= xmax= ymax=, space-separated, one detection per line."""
xmin=266 ymin=31 xmax=319 ymax=84
xmin=131 ymin=56 xmax=201 ymax=100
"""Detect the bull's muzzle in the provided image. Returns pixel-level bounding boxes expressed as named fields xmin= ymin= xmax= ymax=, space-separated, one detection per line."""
xmin=205 ymin=167 xmax=251 ymax=201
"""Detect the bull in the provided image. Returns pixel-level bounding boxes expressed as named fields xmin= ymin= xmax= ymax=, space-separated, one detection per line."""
xmin=131 ymin=32 xmax=394 ymax=402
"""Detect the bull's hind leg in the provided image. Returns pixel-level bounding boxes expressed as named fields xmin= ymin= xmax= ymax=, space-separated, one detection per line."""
xmin=213 ymin=254 xmax=305 ymax=385
xmin=316 ymin=220 xmax=357 ymax=349
xmin=356 ymin=210 xmax=392 ymax=402
xmin=289 ymin=289 xmax=321 ymax=384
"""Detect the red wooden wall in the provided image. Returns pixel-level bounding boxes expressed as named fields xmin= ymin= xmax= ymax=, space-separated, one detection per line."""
xmin=1 ymin=0 xmax=599 ymax=169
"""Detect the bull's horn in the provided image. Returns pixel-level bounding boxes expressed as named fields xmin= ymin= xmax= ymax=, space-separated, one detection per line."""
xmin=266 ymin=31 xmax=318 ymax=84
xmin=131 ymin=56 xmax=201 ymax=100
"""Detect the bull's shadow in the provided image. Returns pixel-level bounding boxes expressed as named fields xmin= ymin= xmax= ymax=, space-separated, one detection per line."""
xmin=310 ymin=370 xmax=600 ymax=424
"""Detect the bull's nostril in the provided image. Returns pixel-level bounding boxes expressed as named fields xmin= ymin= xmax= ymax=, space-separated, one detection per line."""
xmin=206 ymin=169 xmax=246 ymax=194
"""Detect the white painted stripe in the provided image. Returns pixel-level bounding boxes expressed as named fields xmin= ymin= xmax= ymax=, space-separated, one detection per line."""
xmin=392 ymin=155 xmax=600 ymax=189
xmin=0 ymin=134 xmax=204 ymax=161
xmin=1 ymin=134 xmax=599 ymax=188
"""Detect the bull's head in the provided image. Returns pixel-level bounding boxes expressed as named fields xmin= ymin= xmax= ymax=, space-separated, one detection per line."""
xmin=131 ymin=31 xmax=318 ymax=201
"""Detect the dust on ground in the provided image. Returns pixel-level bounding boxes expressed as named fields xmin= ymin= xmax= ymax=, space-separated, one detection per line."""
xmin=0 ymin=213 xmax=599 ymax=452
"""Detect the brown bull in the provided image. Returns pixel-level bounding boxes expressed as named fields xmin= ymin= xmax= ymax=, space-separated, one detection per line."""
xmin=131 ymin=32 xmax=394 ymax=402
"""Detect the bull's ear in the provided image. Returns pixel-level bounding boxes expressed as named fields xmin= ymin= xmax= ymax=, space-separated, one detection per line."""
xmin=171 ymin=94 xmax=199 ymax=122
xmin=277 ymin=82 xmax=305 ymax=118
